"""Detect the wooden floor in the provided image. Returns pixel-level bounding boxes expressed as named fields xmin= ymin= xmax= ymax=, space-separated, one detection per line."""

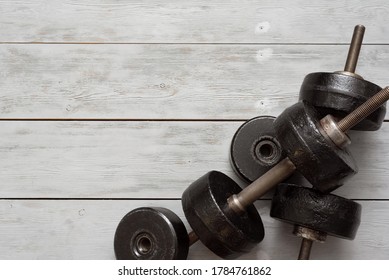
xmin=0 ymin=0 xmax=389 ymax=259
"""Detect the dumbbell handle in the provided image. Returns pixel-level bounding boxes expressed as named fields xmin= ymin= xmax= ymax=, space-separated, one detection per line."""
xmin=344 ymin=25 xmax=365 ymax=73
xmin=228 ymin=158 xmax=296 ymax=213
xmin=228 ymin=86 xmax=389 ymax=214
xmin=298 ymin=239 xmax=313 ymax=260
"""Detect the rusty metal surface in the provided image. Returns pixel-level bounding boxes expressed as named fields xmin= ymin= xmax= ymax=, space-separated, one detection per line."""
xmin=228 ymin=158 xmax=296 ymax=213
xmin=297 ymin=238 xmax=313 ymax=260
xmin=320 ymin=115 xmax=351 ymax=148
xmin=344 ymin=25 xmax=365 ymax=74
xmin=337 ymin=86 xmax=389 ymax=132
xmin=274 ymin=101 xmax=358 ymax=192
xmin=114 ymin=207 xmax=189 ymax=260
xmin=293 ymin=225 xmax=327 ymax=242
xmin=182 ymin=171 xmax=264 ymax=259
xmin=270 ymin=184 xmax=362 ymax=239
xmin=299 ymin=72 xmax=385 ymax=131
xmin=294 ymin=226 xmax=327 ymax=260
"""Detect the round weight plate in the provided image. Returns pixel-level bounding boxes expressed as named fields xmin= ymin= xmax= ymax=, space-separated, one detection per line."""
xmin=273 ymin=101 xmax=358 ymax=193
xmin=114 ymin=207 xmax=189 ymax=260
xmin=230 ymin=116 xmax=285 ymax=183
xmin=270 ymin=184 xmax=362 ymax=239
xmin=299 ymin=72 xmax=385 ymax=131
xmin=182 ymin=171 xmax=264 ymax=259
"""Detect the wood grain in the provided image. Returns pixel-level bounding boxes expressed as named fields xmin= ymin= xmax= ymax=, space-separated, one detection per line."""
xmin=1 ymin=0 xmax=389 ymax=43
xmin=1 ymin=44 xmax=388 ymax=119
xmin=0 ymin=120 xmax=386 ymax=199
xmin=1 ymin=0 xmax=388 ymax=261
xmin=0 ymin=199 xmax=387 ymax=260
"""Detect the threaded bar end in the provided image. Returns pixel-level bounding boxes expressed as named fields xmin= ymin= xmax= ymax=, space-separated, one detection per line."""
xmin=338 ymin=87 xmax=389 ymax=132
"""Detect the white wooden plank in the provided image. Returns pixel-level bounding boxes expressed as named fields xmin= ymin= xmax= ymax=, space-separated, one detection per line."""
xmin=0 ymin=121 xmax=387 ymax=199
xmin=0 ymin=0 xmax=389 ymax=43
xmin=0 ymin=199 xmax=386 ymax=259
xmin=0 ymin=121 xmax=238 ymax=198
xmin=1 ymin=44 xmax=388 ymax=119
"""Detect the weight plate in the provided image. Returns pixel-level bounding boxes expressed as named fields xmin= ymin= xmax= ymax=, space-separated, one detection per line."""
xmin=230 ymin=116 xmax=285 ymax=183
xmin=299 ymin=72 xmax=385 ymax=131
xmin=270 ymin=184 xmax=362 ymax=239
xmin=114 ymin=207 xmax=189 ymax=260
xmin=182 ymin=171 xmax=264 ymax=259
xmin=273 ymin=101 xmax=358 ymax=193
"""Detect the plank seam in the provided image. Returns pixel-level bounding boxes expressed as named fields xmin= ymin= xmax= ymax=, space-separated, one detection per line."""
xmin=0 ymin=119 xmax=247 ymax=122
xmin=1 ymin=42 xmax=389 ymax=46
xmin=0 ymin=198 xmax=386 ymax=201
xmin=0 ymin=119 xmax=387 ymax=122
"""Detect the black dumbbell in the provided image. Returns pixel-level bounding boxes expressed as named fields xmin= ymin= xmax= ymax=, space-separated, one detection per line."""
xmin=270 ymin=184 xmax=361 ymax=259
xmin=114 ymin=207 xmax=203 ymax=260
xmin=114 ymin=88 xmax=389 ymax=260
xmin=299 ymin=25 xmax=386 ymax=131
xmin=182 ymin=87 xmax=388 ymax=258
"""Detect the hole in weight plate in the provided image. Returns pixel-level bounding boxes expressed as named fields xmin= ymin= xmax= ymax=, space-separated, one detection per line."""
xmin=259 ymin=142 xmax=274 ymax=158
xmin=133 ymin=233 xmax=153 ymax=256
xmin=254 ymin=139 xmax=279 ymax=165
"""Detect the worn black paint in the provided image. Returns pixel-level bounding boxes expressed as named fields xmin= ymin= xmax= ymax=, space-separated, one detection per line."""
xmin=274 ymin=101 xmax=358 ymax=193
xmin=270 ymin=184 xmax=362 ymax=239
xmin=182 ymin=171 xmax=264 ymax=259
xmin=114 ymin=207 xmax=189 ymax=260
xmin=299 ymin=72 xmax=385 ymax=131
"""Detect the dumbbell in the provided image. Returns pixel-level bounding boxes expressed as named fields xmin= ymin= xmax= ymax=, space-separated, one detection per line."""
xmin=114 ymin=207 xmax=201 ymax=260
xmin=270 ymin=184 xmax=361 ymax=260
xmin=299 ymin=25 xmax=386 ymax=131
xmin=182 ymin=87 xmax=389 ymax=258
xmin=114 ymin=205 xmax=259 ymax=260
xmin=114 ymin=88 xmax=389 ymax=259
